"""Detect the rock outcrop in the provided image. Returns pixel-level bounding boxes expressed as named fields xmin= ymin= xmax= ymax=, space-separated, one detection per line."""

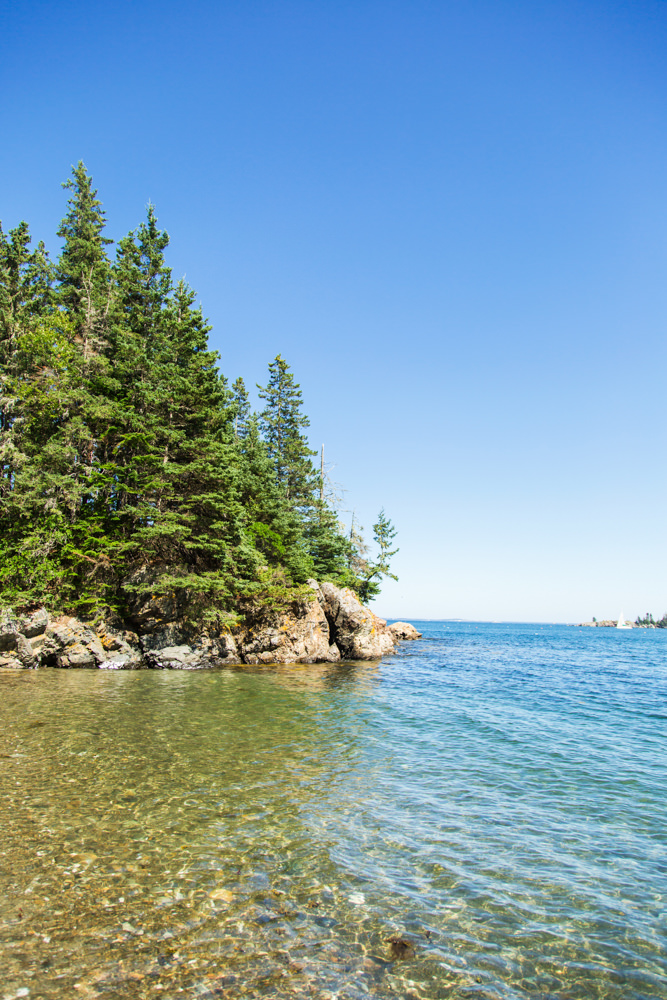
xmin=239 ymin=581 xmax=340 ymax=664
xmin=0 ymin=580 xmax=421 ymax=669
xmin=318 ymin=582 xmax=395 ymax=660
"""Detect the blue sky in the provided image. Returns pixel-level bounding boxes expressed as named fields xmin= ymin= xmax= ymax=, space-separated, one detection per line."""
xmin=2 ymin=0 xmax=666 ymax=621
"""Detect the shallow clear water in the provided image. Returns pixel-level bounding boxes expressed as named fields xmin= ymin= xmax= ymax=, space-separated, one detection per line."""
xmin=0 ymin=622 xmax=665 ymax=1000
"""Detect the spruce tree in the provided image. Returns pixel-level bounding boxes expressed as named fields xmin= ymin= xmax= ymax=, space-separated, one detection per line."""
xmin=0 ymin=220 xmax=53 ymax=454
xmin=56 ymin=162 xmax=112 ymax=358
xmin=0 ymin=168 xmax=398 ymax=619
xmin=235 ymin=415 xmax=313 ymax=583
xmin=258 ymin=355 xmax=316 ymax=505
xmin=301 ymin=502 xmax=352 ymax=582
xmin=231 ymin=377 xmax=251 ymax=440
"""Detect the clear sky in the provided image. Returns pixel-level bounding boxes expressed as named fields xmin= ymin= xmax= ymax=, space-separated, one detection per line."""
xmin=2 ymin=0 xmax=666 ymax=622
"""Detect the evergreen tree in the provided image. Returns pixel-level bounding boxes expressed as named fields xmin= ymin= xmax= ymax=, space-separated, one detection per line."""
xmin=56 ymin=162 xmax=112 ymax=358
xmin=0 ymin=220 xmax=53 ymax=465
xmin=258 ymin=355 xmax=316 ymax=505
xmin=347 ymin=513 xmax=371 ymax=578
xmin=235 ymin=415 xmax=313 ymax=583
xmin=231 ymin=376 xmax=251 ymax=440
xmin=111 ymin=219 xmax=255 ymax=611
xmin=0 ymin=221 xmax=52 ymax=346
xmin=114 ymin=204 xmax=171 ymax=340
xmin=0 ymin=169 xmax=398 ymax=619
xmin=357 ymin=509 xmax=399 ymax=602
xmin=301 ymin=501 xmax=352 ymax=582
xmin=0 ymin=309 xmax=96 ymax=607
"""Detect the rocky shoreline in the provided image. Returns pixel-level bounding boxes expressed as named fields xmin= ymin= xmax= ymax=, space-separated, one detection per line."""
xmin=0 ymin=579 xmax=421 ymax=670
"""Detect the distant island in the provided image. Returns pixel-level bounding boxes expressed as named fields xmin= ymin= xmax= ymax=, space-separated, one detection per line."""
xmin=577 ymin=614 xmax=667 ymax=629
xmin=0 ymin=164 xmax=416 ymax=666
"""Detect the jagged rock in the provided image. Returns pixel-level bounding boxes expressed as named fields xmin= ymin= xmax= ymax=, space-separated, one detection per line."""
xmin=212 ymin=631 xmax=243 ymax=664
xmin=18 ymin=608 xmax=49 ymax=638
xmin=318 ymin=582 xmax=395 ymax=660
xmin=388 ymin=621 xmax=422 ymax=640
xmin=0 ymin=621 xmax=20 ymax=653
xmin=144 ymin=633 xmax=244 ymax=668
xmin=0 ymin=622 xmax=38 ymax=669
xmin=96 ymin=624 xmax=144 ymax=668
xmin=42 ymin=618 xmax=106 ymax=668
xmin=0 ymin=654 xmax=24 ymax=670
xmin=140 ymin=624 xmax=242 ymax=667
xmin=240 ymin=582 xmax=338 ymax=663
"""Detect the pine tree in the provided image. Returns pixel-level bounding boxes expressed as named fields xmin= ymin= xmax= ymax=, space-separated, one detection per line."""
xmin=116 ymin=267 xmax=255 ymax=613
xmin=258 ymin=355 xmax=316 ymax=505
xmin=347 ymin=513 xmax=371 ymax=578
xmin=0 ymin=221 xmax=52 ymax=346
xmin=0 ymin=308 xmax=95 ymax=607
xmin=114 ymin=204 xmax=171 ymax=340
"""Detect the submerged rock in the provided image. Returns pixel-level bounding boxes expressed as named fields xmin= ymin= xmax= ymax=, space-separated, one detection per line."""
xmin=386 ymin=935 xmax=415 ymax=960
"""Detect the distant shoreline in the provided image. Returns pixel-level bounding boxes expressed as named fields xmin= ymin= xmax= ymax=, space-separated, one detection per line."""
xmin=389 ymin=618 xmax=667 ymax=628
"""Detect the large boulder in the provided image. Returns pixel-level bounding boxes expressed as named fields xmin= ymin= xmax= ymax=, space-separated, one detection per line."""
xmin=318 ymin=582 xmax=395 ymax=660
xmin=0 ymin=619 xmax=39 ymax=669
xmin=144 ymin=645 xmax=207 ymax=670
xmin=388 ymin=621 xmax=422 ymax=640
xmin=95 ymin=622 xmax=145 ymax=669
xmin=43 ymin=617 xmax=112 ymax=668
xmin=1 ymin=608 xmax=50 ymax=668
xmin=18 ymin=608 xmax=50 ymax=638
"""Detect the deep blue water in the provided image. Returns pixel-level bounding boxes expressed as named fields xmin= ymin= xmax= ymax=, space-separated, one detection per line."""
xmin=0 ymin=621 xmax=665 ymax=999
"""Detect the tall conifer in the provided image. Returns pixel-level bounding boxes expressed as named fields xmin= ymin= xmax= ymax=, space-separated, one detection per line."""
xmin=0 ymin=169 xmax=397 ymax=617
xmin=56 ymin=162 xmax=112 ymax=357
xmin=231 ymin=377 xmax=251 ymax=441
xmin=258 ymin=355 xmax=316 ymax=505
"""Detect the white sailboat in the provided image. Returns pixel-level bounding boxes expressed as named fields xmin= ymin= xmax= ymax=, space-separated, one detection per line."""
xmin=617 ymin=613 xmax=632 ymax=630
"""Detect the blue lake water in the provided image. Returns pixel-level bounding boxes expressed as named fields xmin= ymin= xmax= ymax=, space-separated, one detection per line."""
xmin=0 ymin=621 xmax=665 ymax=999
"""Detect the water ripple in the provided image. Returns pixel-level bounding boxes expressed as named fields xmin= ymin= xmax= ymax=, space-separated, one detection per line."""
xmin=0 ymin=623 xmax=665 ymax=999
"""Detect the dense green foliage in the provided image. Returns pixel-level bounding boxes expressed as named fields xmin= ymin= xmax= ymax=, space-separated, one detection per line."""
xmin=0 ymin=165 xmax=397 ymax=619
xmin=635 ymin=612 xmax=667 ymax=628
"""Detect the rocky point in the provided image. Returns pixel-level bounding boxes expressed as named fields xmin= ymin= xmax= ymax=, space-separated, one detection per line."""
xmin=0 ymin=580 xmax=421 ymax=670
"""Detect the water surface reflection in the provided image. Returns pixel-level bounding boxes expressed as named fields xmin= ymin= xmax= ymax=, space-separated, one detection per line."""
xmin=1 ymin=627 xmax=666 ymax=999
